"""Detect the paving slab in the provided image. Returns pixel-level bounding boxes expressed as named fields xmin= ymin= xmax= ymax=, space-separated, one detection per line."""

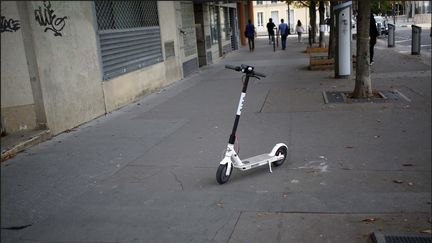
xmin=230 ymin=212 xmax=431 ymax=243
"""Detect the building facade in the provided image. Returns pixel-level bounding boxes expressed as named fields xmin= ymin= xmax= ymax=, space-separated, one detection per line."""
xmin=1 ymin=1 xmax=253 ymax=138
xmin=253 ymin=1 xmax=325 ymax=36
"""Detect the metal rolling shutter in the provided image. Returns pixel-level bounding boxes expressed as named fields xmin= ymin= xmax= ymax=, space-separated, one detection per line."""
xmin=95 ymin=1 xmax=162 ymax=80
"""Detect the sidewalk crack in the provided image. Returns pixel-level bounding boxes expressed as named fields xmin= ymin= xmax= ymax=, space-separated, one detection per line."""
xmin=227 ymin=211 xmax=243 ymax=243
xmin=259 ymin=89 xmax=271 ymax=113
xmin=170 ymin=170 xmax=184 ymax=191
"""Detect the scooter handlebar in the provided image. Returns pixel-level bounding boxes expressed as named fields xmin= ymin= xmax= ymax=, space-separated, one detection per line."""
xmin=225 ymin=65 xmax=241 ymax=71
xmin=225 ymin=64 xmax=266 ymax=78
xmin=253 ymin=71 xmax=266 ymax=78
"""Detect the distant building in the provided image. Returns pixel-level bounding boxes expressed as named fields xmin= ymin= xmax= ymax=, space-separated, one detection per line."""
xmin=253 ymin=1 xmax=327 ymax=36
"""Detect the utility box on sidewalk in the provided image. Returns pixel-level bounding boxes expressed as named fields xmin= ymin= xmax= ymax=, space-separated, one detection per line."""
xmin=388 ymin=23 xmax=395 ymax=47
xmin=411 ymin=25 xmax=422 ymax=55
xmin=334 ymin=1 xmax=352 ymax=78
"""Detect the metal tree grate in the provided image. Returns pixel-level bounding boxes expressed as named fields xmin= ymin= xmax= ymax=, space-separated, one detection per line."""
xmin=322 ymin=90 xmax=411 ymax=104
xmin=95 ymin=1 xmax=159 ymax=31
xmin=371 ymin=232 xmax=432 ymax=243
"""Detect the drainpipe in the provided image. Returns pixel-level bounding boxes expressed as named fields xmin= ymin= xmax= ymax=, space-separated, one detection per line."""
xmin=248 ymin=0 xmax=254 ymax=24
xmin=238 ymin=1 xmax=246 ymax=46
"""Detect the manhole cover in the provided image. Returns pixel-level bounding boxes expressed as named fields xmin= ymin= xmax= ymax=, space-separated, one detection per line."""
xmin=371 ymin=231 xmax=432 ymax=243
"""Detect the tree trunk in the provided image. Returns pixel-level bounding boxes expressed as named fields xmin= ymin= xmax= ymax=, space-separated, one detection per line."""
xmin=328 ymin=1 xmax=336 ymax=59
xmin=309 ymin=0 xmax=317 ymax=44
xmin=319 ymin=0 xmax=325 ymax=47
xmin=353 ymin=0 xmax=372 ymax=98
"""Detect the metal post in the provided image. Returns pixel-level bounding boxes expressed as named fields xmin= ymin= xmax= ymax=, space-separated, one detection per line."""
xmin=238 ymin=2 xmax=246 ymax=46
xmin=334 ymin=1 xmax=352 ymax=79
xmin=388 ymin=23 xmax=395 ymax=47
xmin=411 ymin=25 xmax=421 ymax=55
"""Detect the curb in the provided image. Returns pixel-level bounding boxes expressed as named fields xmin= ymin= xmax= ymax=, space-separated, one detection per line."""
xmin=1 ymin=130 xmax=51 ymax=162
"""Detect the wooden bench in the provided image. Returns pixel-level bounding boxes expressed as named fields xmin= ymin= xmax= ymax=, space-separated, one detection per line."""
xmin=309 ymin=52 xmax=357 ymax=71
xmin=309 ymin=51 xmax=334 ymax=70
xmin=306 ymin=47 xmax=329 ymax=54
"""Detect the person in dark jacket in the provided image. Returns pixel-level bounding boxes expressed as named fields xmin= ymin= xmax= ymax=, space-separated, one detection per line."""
xmin=266 ymin=18 xmax=276 ymax=45
xmin=369 ymin=13 xmax=380 ymax=65
xmin=245 ymin=19 xmax=256 ymax=51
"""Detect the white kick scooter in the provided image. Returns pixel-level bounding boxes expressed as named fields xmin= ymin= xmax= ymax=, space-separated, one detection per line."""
xmin=216 ymin=64 xmax=288 ymax=184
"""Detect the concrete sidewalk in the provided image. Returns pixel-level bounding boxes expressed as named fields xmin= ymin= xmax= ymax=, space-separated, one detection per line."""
xmin=1 ymin=35 xmax=431 ymax=243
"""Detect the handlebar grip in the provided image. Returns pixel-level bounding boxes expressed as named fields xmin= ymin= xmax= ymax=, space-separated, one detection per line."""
xmin=225 ymin=65 xmax=237 ymax=70
xmin=253 ymin=71 xmax=266 ymax=78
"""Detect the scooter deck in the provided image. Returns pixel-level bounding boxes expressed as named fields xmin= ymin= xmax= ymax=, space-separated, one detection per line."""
xmin=239 ymin=153 xmax=280 ymax=171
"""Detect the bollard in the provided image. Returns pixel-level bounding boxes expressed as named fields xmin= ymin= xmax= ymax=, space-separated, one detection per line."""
xmin=388 ymin=23 xmax=395 ymax=47
xmin=411 ymin=25 xmax=421 ymax=55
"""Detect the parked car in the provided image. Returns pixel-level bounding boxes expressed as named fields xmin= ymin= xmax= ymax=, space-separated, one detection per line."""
xmin=374 ymin=15 xmax=388 ymax=35
xmin=323 ymin=17 xmax=355 ymax=29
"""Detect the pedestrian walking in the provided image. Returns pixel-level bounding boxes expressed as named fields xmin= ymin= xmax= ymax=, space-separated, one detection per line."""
xmin=245 ymin=19 xmax=256 ymax=52
xmin=278 ymin=19 xmax=289 ymax=50
xmin=295 ymin=20 xmax=304 ymax=43
xmin=266 ymin=18 xmax=276 ymax=45
xmin=369 ymin=13 xmax=379 ymax=65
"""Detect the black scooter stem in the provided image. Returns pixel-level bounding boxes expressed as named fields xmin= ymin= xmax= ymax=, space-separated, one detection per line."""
xmin=228 ymin=75 xmax=250 ymax=145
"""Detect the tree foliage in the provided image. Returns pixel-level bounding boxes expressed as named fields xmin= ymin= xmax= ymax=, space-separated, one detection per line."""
xmin=371 ymin=0 xmax=391 ymax=15
xmin=284 ymin=0 xmax=312 ymax=9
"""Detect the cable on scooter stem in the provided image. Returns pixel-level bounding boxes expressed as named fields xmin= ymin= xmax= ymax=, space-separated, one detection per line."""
xmin=235 ymin=132 xmax=240 ymax=154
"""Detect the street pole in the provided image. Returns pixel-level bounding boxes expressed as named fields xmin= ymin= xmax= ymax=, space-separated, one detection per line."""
xmin=287 ymin=3 xmax=290 ymax=33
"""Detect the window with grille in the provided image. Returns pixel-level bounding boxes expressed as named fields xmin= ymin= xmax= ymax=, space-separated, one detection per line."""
xmin=181 ymin=1 xmax=197 ymax=57
xmin=209 ymin=5 xmax=218 ymax=45
xmin=94 ymin=1 xmax=163 ymax=80
xmin=221 ymin=7 xmax=230 ymax=41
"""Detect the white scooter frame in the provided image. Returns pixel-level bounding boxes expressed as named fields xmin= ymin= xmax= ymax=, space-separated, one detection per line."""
xmin=216 ymin=64 xmax=288 ymax=184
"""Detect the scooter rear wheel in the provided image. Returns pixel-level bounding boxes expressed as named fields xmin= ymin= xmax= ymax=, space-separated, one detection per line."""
xmin=216 ymin=164 xmax=232 ymax=184
xmin=273 ymin=146 xmax=287 ymax=166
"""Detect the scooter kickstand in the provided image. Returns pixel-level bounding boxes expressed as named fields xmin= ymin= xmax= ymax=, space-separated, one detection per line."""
xmin=268 ymin=161 xmax=273 ymax=173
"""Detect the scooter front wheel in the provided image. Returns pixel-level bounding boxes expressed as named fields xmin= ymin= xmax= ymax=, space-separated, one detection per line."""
xmin=216 ymin=164 xmax=232 ymax=184
xmin=273 ymin=146 xmax=287 ymax=166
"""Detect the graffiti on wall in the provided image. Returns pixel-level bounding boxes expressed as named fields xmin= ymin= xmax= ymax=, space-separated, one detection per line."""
xmin=0 ymin=16 xmax=21 ymax=33
xmin=34 ymin=1 xmax=67 ymax=37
